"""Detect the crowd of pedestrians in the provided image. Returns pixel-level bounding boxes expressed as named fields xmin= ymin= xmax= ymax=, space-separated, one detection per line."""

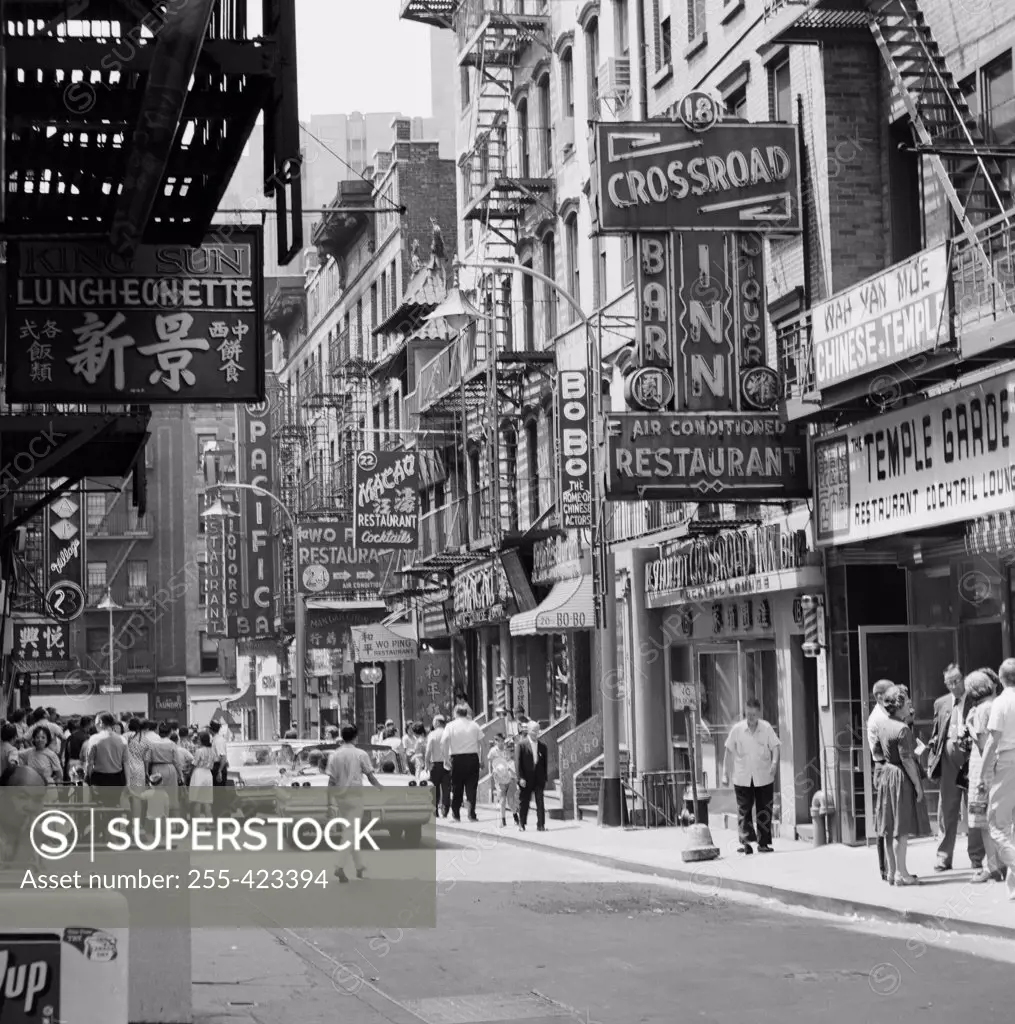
xmin=867 ymin=659 xmax=1015 ymax=898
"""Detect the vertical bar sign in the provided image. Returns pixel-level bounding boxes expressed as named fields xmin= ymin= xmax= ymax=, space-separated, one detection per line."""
xmin=676 ymin=232 xmax=737 ymax=411
xmin=558 ymin=370 xmax=593 ymax=530
xmin=233 ymin=397 xmax=276 ymax=638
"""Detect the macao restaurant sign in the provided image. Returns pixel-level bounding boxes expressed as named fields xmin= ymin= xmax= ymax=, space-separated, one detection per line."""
xmin=6 ymin=228 xmax=265 ymax=403
xmin=814 ymin=368 xmax=1015 ymax=546
xmin=606 ymin=413 xmax=809 ymax=500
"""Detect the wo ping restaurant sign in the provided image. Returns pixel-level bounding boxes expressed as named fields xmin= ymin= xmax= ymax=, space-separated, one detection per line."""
xmin=6 ymin=228 xmax=265 ymax=403
xmin=811 ymin=244 xmax=951 ymax=391
xmin=814 ymin=368 xmax=1015 ymax=546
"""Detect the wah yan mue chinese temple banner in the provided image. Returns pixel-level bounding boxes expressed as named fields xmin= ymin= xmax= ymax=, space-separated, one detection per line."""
xmin=811 ymin=244 xmax=950 ymax=391
xmin=352 ymin=451 xmax=419 ymax=551
xmin=5 ymin=228 xmax=265 ymax=404
xmin=813 ymin=368 xmax=1015 ymax=546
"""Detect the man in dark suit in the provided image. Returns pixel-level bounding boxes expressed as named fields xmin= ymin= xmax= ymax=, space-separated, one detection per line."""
xmin=516 ymin=720 xmax=548 ymax=832
xmin=928 ymin=663 xmax=984 ymax=872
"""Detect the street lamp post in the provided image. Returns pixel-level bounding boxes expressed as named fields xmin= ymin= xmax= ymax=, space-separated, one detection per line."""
xmin=427 ymin=260 xmax=624 ymax=827
xmin=201 ymin=483 xmax=306 ymax=740
xmin=97 ymin=592 xmax=121 ymax=713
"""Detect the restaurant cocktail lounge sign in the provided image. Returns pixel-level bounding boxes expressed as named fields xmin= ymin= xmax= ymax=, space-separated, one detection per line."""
xmin=814 ymin=369 xmax=1015 ymax=546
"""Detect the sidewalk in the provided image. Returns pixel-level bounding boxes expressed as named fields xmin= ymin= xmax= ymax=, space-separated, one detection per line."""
xmin=437 ymin=809 xmax=1015 ymax=940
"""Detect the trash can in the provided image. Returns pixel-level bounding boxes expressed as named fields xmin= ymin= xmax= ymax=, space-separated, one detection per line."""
xmin=0 ymin=885 xmax=129 ymax=1024
xmin=683 ymin=786 xmax=711 ymax=826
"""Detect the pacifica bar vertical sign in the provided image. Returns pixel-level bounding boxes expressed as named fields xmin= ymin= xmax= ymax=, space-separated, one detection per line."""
xmin=232 ymin=391 xmax=276 ymax=638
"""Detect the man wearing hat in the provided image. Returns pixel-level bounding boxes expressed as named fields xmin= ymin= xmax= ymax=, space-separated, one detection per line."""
xmin=424 ymin=715 xmax=450 ymax=817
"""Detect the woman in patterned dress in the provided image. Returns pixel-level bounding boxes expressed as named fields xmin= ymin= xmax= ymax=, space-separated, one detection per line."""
xmin=874 ymin=685 xmax=931 ymax=885
xmin=125 ymin=717 xmax=152 ymax=819
xmin=964 ymin=669 xmax=1005 ymax=883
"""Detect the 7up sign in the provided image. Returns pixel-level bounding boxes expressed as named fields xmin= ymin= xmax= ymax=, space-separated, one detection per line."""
xmin=0 ymin=939 xmax=60 ymax=1024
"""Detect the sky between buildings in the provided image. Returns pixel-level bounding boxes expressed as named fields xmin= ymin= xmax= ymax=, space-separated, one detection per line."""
xmin=296 ymin=0 xmax=435 ymax=118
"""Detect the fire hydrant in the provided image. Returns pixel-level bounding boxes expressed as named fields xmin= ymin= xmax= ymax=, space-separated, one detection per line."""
xmin=810 ymin=791 xmax=833 ymax=847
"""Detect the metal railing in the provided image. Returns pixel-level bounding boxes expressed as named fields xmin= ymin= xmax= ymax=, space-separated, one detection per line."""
xmin=454 ymin=0 xmax=548 ymax=50
xmin=780 ymin=211 xmax=1015 ymax=403
xmin=295 ymin=364 xmax=324 ymax=407
xmin=85 ymin=583 xmax=154 ymax=608
xmin=468 ymin=485 xmax=494 ymax=545
xmin=607 ymin=501 xmax=693 ymax=544
xmin=86 ymin=509 xmax=153 ymax=538
xmin=635 ymin=770 xmax=694 ymax=828
xmin=419 ymin=498 xmax=468 ymax=559
xmin=464 ymin=126 xmax=555 ymax=208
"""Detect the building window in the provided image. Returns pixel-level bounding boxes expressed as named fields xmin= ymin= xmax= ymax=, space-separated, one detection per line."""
xmin=517 ymin=98 xmax=530 ymax=177
xmin=86 ymin=628 xmax=107 ymax=657
xmin=960 ymin=73 xmax=978 ymax=118
xmin=86 ymin=493 xmax=107 ymax=531
xmin=87 ymin=561 xmax=107 ymax=604
xmin=537 ymin=74 xmax=552 ymax=175
xmin=726 ymin=85 xmax=747 ymax=119
xmin=622 ymin=235 xmax=635 ymax=287
xmin=565 ymin=213 xmax=580 ymax=320
xmin=390 ymin=259 xmax=398 ymax=310
xmin=127 ymin=560 xmax=148 ymax=601
xmin=593 ymin=234 xmax=607 ymax=309
xmin=586 ymin=17 xmax=599 ymax=118
xmin=198 ymin=493 xmax=207 ymax=535
xmin=198 ymin=561 xmax=208 ymax=606
xmin=687 ymin=0 xmax=705 ymax=41
xmin=615 ymin=0 xmax=630 ymax=56
xmin=560 ymin=48 xmax=575 ymax=117
xmin=460 ymin=67 xmax=471 ymax=109
xmin=522 ymin=258 xmax=535 ymax=351
xmin=984 ymin=52 xmax=1015 ymax=143
xmin=659 ymin=16 xmax=672 ymax=69
xmin=770 ymin=57 xmax=792 ymax=122
xmin=199 ymin=631 xmax=219 ymax=675
xmin=541 ymin=232 xmax=557 ymax=341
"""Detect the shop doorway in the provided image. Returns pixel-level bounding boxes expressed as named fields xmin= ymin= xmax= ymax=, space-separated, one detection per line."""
xmin=855 ymin=625 xmax=958 ymax=845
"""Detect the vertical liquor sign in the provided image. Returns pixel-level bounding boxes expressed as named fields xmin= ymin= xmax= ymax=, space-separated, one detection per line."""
xmin=675 ymin=232 xmax=737 ymax=412
xmin=557 ymin=370 xmax=593 ymax=529
xmin=47 ymin=484 xmax=83 ymax=590
xmin=232 ymin=379 xmax=276 ymax=638
xmin=626 ymin=234 xmax=676 ymax=413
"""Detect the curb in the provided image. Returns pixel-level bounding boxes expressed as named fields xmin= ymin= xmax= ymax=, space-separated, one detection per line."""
xmin=436 ymin=821 xmax=1015 ymax=942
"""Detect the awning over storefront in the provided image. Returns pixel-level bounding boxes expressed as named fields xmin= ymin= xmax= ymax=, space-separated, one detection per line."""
xmin=510 ymin=575 xmax=596 ymax=636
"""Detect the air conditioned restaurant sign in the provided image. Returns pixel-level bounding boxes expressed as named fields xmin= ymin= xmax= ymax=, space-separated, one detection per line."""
xmin=812 ymin=244 xmax=950 ymax=390
xmin=814 ymin=369 xmax=1015 ymax=546
xmin=605 ymin=413 xmax=809 ymax=500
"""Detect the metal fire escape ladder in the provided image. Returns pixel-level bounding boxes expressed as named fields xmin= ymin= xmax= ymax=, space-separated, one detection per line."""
xmin=869 ymin=0 xmax=1013 ymax=306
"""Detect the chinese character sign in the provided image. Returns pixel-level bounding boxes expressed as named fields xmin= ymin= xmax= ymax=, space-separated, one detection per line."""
xmin=231 ymin=386 xmax=277 ymax=639
xmin=46 ymin=487 xmax=83 ymax=589
xmin=6 ymin=229 xmax=265 ymax=403
xmin=13 ymin=621 xmax=72 ymax=670
xmin=352 ymin=451 xmax=419 ymax=551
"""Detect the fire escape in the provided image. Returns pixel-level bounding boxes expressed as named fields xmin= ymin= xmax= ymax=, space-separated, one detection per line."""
xmin=404 ymin=0 xmax=559 ymax=571
xmin=771 ymin=0 xmax=1015 ymax=410
xmin=775 ymin=0 xmax=1013 ymax=294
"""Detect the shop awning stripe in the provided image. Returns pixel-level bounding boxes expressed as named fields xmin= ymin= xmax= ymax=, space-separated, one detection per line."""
xmin=508 ymin=575 xmax=595 ymax=636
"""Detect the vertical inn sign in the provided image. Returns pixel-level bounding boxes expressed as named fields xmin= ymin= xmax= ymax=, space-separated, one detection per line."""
xmin=232 ymin=387 xmax=276 ymax=638
xmin=558 ymin=371 xmax=593 ymax=529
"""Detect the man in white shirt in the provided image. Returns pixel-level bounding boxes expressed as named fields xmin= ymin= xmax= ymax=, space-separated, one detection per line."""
xmin=867 ymin=679 xmax=893 ymax=881
xmin=424 ymin=716 xmax=450 ymax=817
xmin=980 ymin=658 xmax=1015 ymax=900
xmin=723 ymin=697 xmax=781 ymax=854
xmin=326 ymin=723 xmax=383 ymax=883
xmin=441 ymin=704 xmax=484 ymax=822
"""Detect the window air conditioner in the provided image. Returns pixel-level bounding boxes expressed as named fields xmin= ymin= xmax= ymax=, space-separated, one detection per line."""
xmin=599 ymin=58 xmax=632 ymax=108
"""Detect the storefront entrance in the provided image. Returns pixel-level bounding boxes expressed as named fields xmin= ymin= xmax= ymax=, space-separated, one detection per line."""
xmin=669 ymin=642 xmax=777 ymax=792
xmin=852 ymin=625 xmax=958 ymax=845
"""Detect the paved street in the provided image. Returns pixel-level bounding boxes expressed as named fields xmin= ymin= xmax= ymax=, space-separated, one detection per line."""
xmin=195 ymin=838 xmax=1015 ymax=1024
